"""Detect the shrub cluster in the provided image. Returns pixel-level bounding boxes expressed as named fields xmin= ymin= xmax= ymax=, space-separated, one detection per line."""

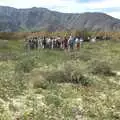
xmin=15 ymin=56 xmax=36 ymax=73
xmin=91 ymin=60 xmax=115 ymax=76
xmin=46 ymin=61 xmax=92 ymax=86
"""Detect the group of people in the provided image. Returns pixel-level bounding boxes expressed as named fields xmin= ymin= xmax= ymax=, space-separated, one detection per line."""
xmin=25 ymin=35 xmax=84 ymax=51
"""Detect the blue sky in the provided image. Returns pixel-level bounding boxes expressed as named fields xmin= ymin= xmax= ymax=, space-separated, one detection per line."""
xmin=0 ymin=0 xmax=120 ymax=19
xmin=77 ymin=0 xmax=102 ymax=3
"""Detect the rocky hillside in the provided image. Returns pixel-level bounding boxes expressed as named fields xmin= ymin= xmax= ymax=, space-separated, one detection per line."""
xmin=0 ymin=6 xmax=120 ymax=32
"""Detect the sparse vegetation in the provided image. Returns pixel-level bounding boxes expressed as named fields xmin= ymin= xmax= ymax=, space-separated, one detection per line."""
xmin=15 ymin=56 xmax=37 ymax=73
xmin=91 ymin=60 xmax=115 ymax=76
xmin=45 ymin=61 xmax=92 ymax=86
xmin=0 ymin=39 xmax=120 ymax=120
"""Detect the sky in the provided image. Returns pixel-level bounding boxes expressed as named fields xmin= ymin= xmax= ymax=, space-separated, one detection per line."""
xmin=0 ymin=0 xmax=120 ymax=19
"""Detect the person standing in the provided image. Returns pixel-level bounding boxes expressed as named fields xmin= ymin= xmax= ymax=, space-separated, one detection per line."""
xmin=42 ymin=36 xmax=47 ymax=49
xmin=63 ymin=36 xmax=68 ymax=51
xmin=68 ymin=36 xmax=75 ymax=51
xmin=80 ymin=37 xmax=84 ymax=48
xmin=75 ymin=37 xmax=80 ymax=50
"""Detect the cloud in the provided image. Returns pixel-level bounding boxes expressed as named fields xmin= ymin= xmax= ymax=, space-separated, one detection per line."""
xmin=0 ymin=0 xmax=77 ymax=8
xmin=107 ymin=12 xmax=120 ymax=19
xmin=86 ymin=0 xmax=120 ymax=9
xmin=0 ymin=0 xmax=120 ymax=19
xmin=82 ymin=0 xmax=120 ymax=19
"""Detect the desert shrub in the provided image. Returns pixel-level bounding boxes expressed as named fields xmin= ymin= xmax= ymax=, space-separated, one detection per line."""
xmin=47 ymin=70 xmax=91 ymax=86
xmin=78 ymin=53 xmax=91 ymax=61
xmin=91 ymin=61 xmax=115 ymax=76
xmin=15 ymin=57 xmax=36 ymax=73
xmin=33 ymin=78 xmax=49 ymax=89
xmin=45 ymin=94 xmax=63 ymax=107
xmin=46 ymin=61 xmax=92 ymax=86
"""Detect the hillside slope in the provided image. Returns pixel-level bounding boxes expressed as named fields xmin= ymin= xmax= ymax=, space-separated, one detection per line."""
xmin=0 ymin=6 xmax=120 ymax=32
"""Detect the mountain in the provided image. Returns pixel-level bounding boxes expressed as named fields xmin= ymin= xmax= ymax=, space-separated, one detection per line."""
xmin=0 ymin=6 xmax=120 ymax=32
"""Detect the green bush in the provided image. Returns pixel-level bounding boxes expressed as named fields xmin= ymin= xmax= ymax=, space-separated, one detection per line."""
xmin=46 ymin=61 xmax=92 ymax=86
xmin=91 ymin=61 xmax=115 ymax=76
xmin=33 ymin=79 xmax=49 ymax=89
xmin=15 ymin=57 xmax=36 ymax=73
xmin=45 ymin=94 xmax=63 ymax=107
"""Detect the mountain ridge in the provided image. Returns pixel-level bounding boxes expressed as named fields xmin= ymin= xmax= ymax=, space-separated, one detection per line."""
xmin=0 ymin=6 xmax=120 ymax=32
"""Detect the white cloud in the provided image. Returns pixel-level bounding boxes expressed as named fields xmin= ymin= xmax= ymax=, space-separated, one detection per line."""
xmin=107 ymin=12 xmax=120 ymax=19
xmin=0 ymin=0 xmax=76 ymax=8
xmin=85 ymin=0 xmax=120 ymax=9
